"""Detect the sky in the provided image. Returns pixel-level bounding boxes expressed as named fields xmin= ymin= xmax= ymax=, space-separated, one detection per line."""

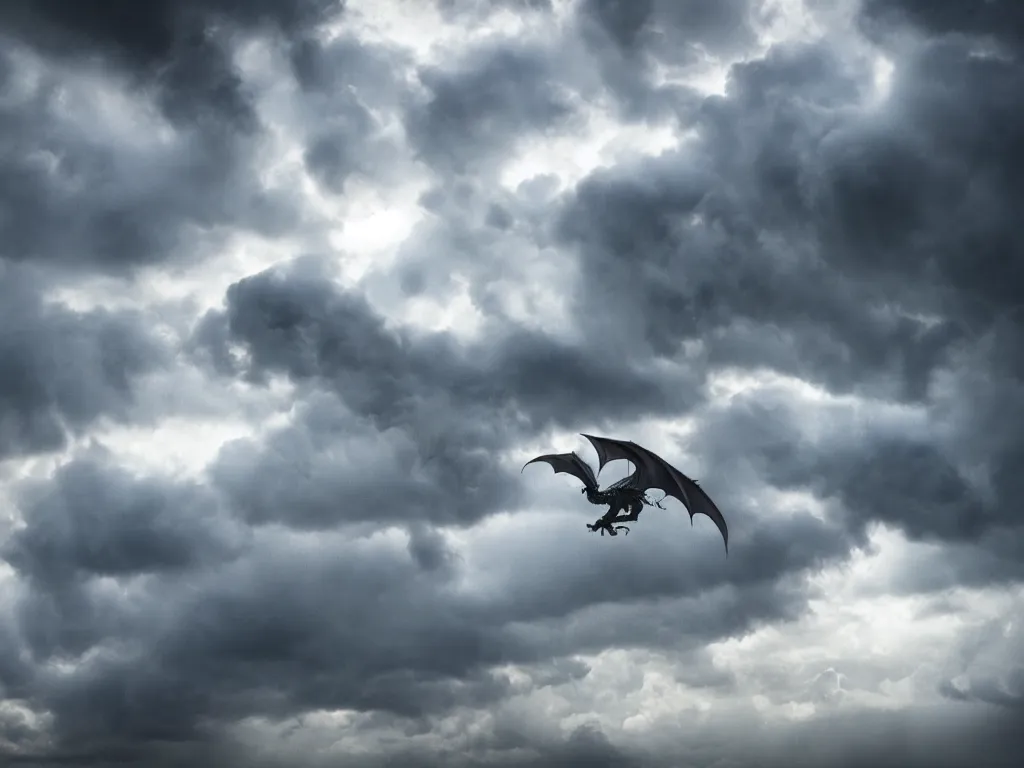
xmin=1 ymin=0 xmax=1022 ymax=765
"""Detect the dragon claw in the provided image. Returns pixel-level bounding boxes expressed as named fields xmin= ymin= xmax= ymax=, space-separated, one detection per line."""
xmin=587 ymin=521 xmax=629 ymax=537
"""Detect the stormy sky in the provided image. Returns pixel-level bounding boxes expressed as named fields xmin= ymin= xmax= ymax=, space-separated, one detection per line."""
xmin=1 ymin=0 xmax=1022 ymax=765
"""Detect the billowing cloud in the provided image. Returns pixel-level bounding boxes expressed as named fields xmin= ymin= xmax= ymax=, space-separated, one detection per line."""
xmin=1 ymin=0 xmax=1023 ymax=765
xmin=0 ymin=264 xmax=167 ymax=459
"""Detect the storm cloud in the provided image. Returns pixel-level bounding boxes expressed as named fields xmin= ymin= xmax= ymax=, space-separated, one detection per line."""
xmin=2 ymin=0 xmax=1023 ymax=766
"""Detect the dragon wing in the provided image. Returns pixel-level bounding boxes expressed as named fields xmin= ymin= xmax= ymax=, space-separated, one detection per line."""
xmin=581 ymin=434 xmax=728 ymax=552
xmin=522 ymin=450 xmax=599 ymax=491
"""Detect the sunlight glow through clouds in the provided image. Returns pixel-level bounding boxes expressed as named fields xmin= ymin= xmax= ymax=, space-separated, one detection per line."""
xmin=328 ymin=181 xmax=429 ymax=287
xmin=86 ymin=417 xmax=264 ymax=480
xmin=393 ymin=273 xmax=487 ymax=338
xmin=710 ymin=523 xmax=1016 ymax=712
xmin=759 ymin=0 xmax=826 ymax=46
xmin=45 ymin=230 xmax=309 ymax=326
xmin=500 ymin=115 xmax=683 ymax=194
xmin=236 ymin=34 xmax=430 ymax=285
xmin=342 ymin=0 xmax=478 ymax=59
xmin=707 ymin=368 xmax=853 ymax=404
xmin=313 ymin=0 xmax=877 ymax=345
xmin=872 ymin=54 xmax=895 ymax=101
xmin=342 ymin=0 xmax=566 ymax=63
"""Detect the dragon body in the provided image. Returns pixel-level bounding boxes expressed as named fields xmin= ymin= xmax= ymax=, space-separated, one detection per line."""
xmin=523 ymin=433 xmax=728 ymax=552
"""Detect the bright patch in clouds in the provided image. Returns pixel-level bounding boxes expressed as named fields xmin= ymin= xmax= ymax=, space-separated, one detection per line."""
xmin=501 ymin=114 xmax=682 ymax=193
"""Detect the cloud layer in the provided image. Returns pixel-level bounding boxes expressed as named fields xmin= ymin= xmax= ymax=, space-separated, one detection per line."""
xmin=1 ymin=0 xmax=1022 ymax=765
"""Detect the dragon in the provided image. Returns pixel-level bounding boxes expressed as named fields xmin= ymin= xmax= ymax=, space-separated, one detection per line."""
xmin=522 ymin=434 xmax=729 ymax=552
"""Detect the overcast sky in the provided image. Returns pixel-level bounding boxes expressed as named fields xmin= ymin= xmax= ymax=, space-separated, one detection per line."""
xmin=1 ymin=0 xmax=1022 ymax=765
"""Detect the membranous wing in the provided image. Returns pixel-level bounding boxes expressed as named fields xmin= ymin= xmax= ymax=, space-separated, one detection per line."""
xmin=522 ymin=451 xmax=599 ymax=491
xmin=581 ymin=434 xmax=729 ymax=552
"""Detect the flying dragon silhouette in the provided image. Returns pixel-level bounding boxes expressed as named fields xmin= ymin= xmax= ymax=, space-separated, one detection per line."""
xmin=523 ymin=434 xmax=728 ymax=552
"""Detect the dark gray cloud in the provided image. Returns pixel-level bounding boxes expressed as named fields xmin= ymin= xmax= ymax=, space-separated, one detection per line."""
xmin=404 ymin=39 xmax=582 ymax=174
xmin=377 ymin=174 xmax=571 ymax=322
xmin=859 ymin=0 xmax=1024 ymax=50
xmin=3 ymin=269 xmax=851 ymax=759
xmin=556 ymin=41 xmax=960 ymax=399
xmin=573 ymin=0 xmax=759 ymax=119
xmin=191 ymin=256 xmax=711 ymax=528
xmin=0 ymin=265 xmax=167 ymax=459
xmin=0 ymin=459 xmax=843 ymax=763
xmin=578 ymin=0 xmax=756 ymax=58
xmin=0 ymin=74 xmax=295 ymax=272
xmin=3 ymin=0 xmax=1024 ymax=765
xmin=288 ymin=33 xmax=412 ymax=193
xmin=553 ymin=5 xmax=1024 ymax=583
xmin=0 ymin=0 xmax=349 ymax=274
xmin=0 ymin=0 xmax=340 ymax=126
xmin=3 ymin=447 xmax=247 ymax=586
xmin=697 ymin=382 xmax=1013 ymax=559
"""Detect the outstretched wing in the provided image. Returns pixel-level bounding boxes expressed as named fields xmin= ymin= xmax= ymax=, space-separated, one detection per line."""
xmin=522 ymin=451 xmax=599 ymax=491
xmin=581 ymin=434 xmax=728 ymax=552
